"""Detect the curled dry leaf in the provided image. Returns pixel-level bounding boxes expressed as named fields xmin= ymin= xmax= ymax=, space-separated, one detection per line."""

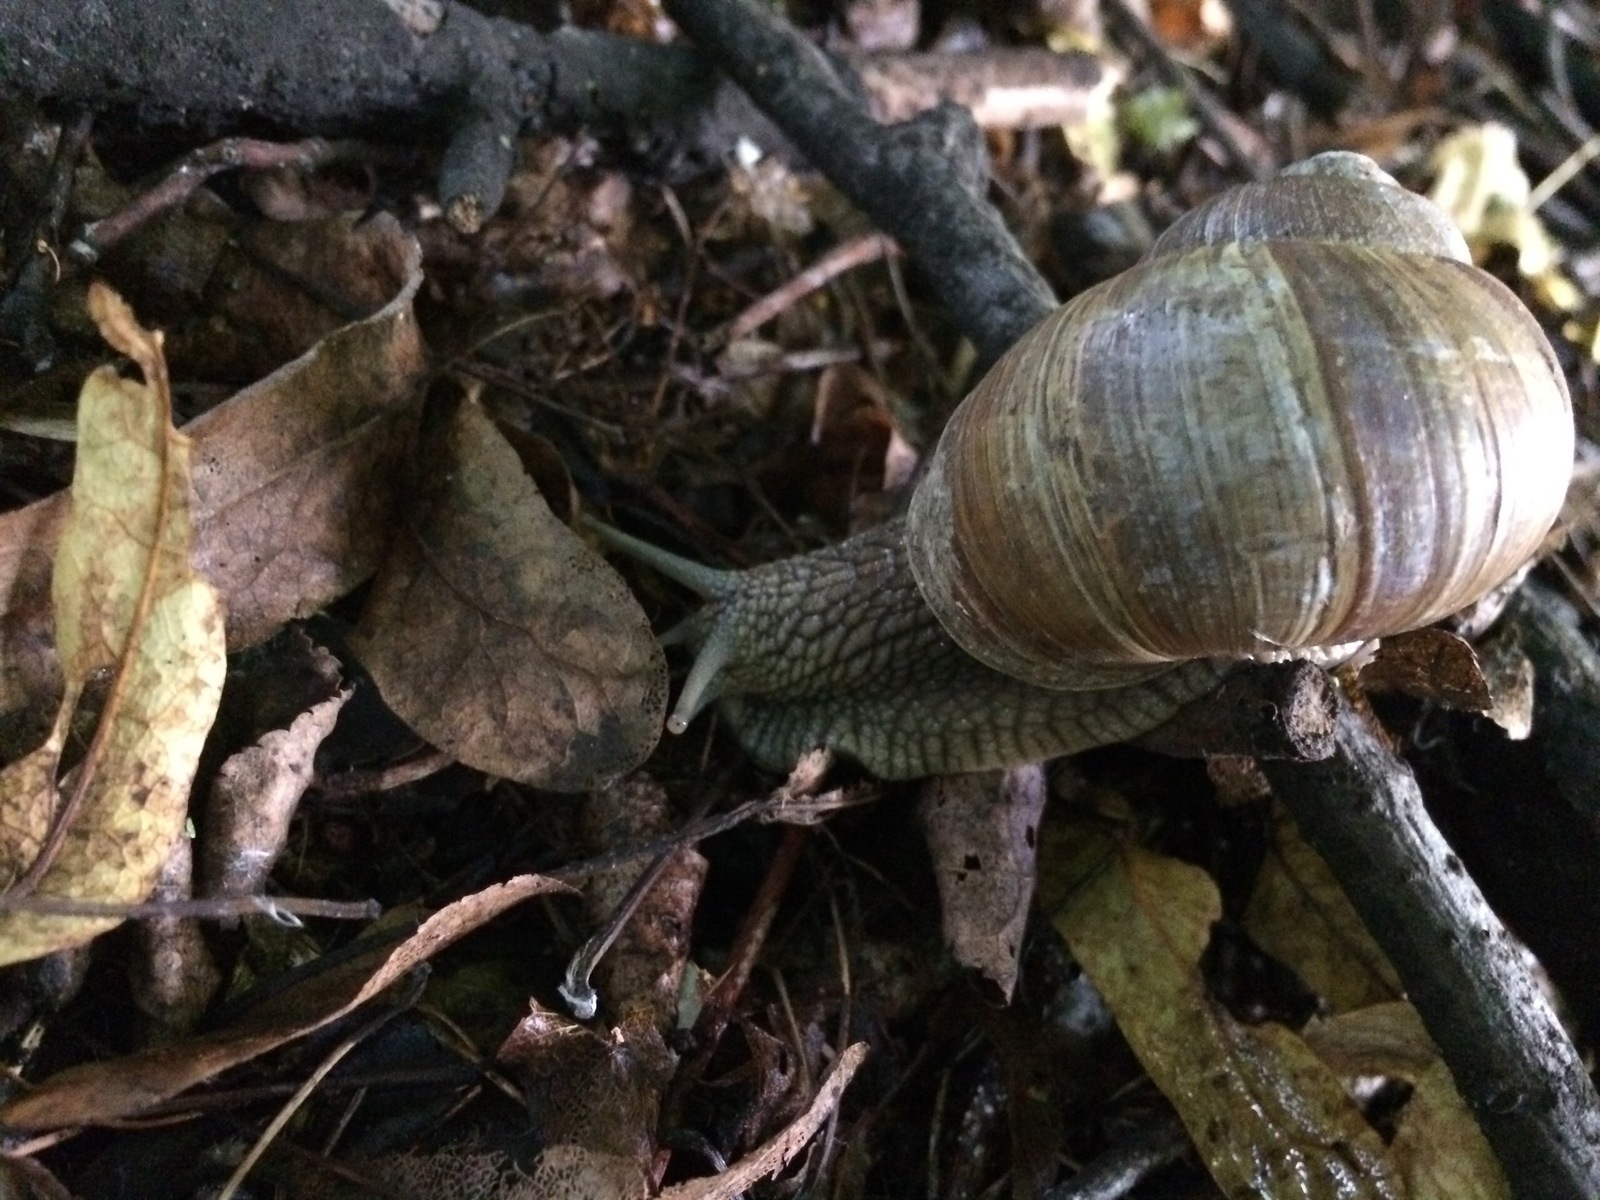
xmin=0 ymin=285 xmax=226 ymax=967
xmin=658 ymin=1041 xmax=869 ymax=1200
xmin=352 ymin=397 xmax=667 ymax=791
xmin=1360 ymin=627 xmax=1493 ymax=713
xmin=0 ymin=215 xmax=426 ymax=721
xmin=1474 ymin=627 xmax=1536 ymax=740
xmin=131 ymin=835 xmax=221 ymax=1036
xmin=200 ymin=638 xmax=350 ymax=903
xmin=918 ymin=764 xmax=1045 ymax=1001
xmin=1049 ymin=828 xmax=1404 ymax=1199
xmin=0 ymin=873 xmax=567 ymax=1130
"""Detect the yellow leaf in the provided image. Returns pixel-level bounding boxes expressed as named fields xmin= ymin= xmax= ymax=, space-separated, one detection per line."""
xmin=1242 ymin=809 xmax=1402 ymax=1013
xmin=1053 ymin=834 xmax=1403 ymax=1199
xmin=0 ymin=285 xmax=225 ymax=965
xmin=1304 ymin=1004 xmax=1509 ymax=1200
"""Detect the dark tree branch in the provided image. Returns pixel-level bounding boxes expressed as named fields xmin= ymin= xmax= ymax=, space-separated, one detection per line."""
xmin=1133 ymin=660 xmax=1337 ymax=761
xmin=1 ymin=0 xmax=1109 ymax=251
xmin=1263 ymin=701 xmax=1600 ymax=1199
xmin=660 ymin=0 xmax=1057 ymax=364
xmin=0 ymin=0 xmax=717 ymax=232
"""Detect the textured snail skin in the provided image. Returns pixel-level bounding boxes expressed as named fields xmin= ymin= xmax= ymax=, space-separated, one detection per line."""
xmin=627 ymin=153 xmax=1573 ymax=779
xmin=651 ymin=520 xmax=1229 ymax=777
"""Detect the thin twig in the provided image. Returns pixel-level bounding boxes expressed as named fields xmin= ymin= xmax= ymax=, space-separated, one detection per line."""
xmin=662 ymin=0 xmax=1055 ymax=365
xmin=727 ymin=233 xmax=900 ymax=342
xmin=72 ymin=137 xmax=378 ymax=263
xmin=0 ymin=894 xmax=381 ymax=921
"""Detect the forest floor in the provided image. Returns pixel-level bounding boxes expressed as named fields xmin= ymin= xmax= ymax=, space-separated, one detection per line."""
xmin=0 ymin=1 xmax=1598 ymax=1198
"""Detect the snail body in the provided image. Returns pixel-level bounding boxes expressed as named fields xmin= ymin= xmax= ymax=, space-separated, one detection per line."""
xmin=607 ymin=153 xmax=1573 ymax=778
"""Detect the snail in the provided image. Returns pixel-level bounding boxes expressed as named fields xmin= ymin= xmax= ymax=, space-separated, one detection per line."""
xmin=597 ymin=152 xmax=1574 ymax=779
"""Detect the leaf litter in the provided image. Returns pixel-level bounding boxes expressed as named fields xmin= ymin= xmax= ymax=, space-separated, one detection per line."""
xmin=2 ymin=12 xmax=1598 ymax=1196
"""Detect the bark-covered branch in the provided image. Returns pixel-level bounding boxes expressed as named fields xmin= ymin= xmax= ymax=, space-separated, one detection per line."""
xmin=661 ymin=0 xmax=1057 ymax=364
xmin=1 ymin=0 xmax=717 ymax=231
xmin=1 ymin=0 xmax=1109 ymax=258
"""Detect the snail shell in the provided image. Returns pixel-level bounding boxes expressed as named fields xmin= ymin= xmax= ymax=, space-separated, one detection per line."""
xmin=906 ymin=153 xmax=1574 ymax=689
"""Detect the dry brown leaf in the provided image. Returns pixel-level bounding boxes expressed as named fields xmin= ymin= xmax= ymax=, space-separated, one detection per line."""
xmin=352 ymin=396 xmax=666 ymax=791
xmin=496 ymin=1003 xmax=675 ymax=1197
xmin=0 ymin=286 xmax=227 ymax=966
xmin=1242 ymin=809 xmax=1403 ymax=1014
xmin=347 ymin=1142 xmax=643 ymax=1200
xmin=1474 ymin=627 xmax=1536 ymax=740
xmin=0 ymin=216 xmax=426 ymax=719
xmin=0 ymin=1154 xmax=75 ymax=1200
xmin=0 ymin=873 xmax=566 ymax=1130
xmin=200 ymin=640 xmax=350 ymax=902
xmin=0 ymin=500 xmax=69 ymax=732
xmin=322 ymin=1024 xmax=854 ymax=1200
xmin=184 ymin=213 xmax=427 ymax=380
xmin=1052 ymin=832 xmax=1403 ymax=1199
xmin=1361 ymin=627 xmax=1493 ymax=712
xmin=918 ymin=764 xmax=1045 ymax=1001
xmin=185 ymin=217 xmax=424 ymax=647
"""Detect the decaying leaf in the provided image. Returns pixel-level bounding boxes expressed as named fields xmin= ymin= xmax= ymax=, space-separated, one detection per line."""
xmin=186 ymin=217 xmax=425 ymax=648
xmin=352 ymin=396 xmax=667 ymax=791
xmin=0 ymin=500 xmax=70 ymax=735
xmin=131 ymin=834 xmax=221 ymax=1036
xmin=1052 ymin=831 xmax=1402 ymax=1199
xmin=0 ymin=217 xmax=426 ymax=720
xmin=183 ymin=211 xmax=426 ymax=380
xmin=495 ymin=1003 xmax=674 ymax=1198
xmin=1474 ymin=627 xmax=1537 ymax=740
xmin=579 ymin=773 xmax=707 ymax=1031
xmin=0 ymin=873 xmax=566 ymax=1130
xmin=1242 ymin=809 xmax=1403 ymax=1014
xmin=354 ymin=1007 xmax=865 ymax=1200
xmin=0 ymin=285 xmax=226 ymax=967
xmin=918 ymin=764 xmax=1045 ymax=1000
xmin=1304 ymin=1003 xmax=1509 ymax=1200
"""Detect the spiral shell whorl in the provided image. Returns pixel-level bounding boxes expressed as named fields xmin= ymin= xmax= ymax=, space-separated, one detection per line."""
xmin=1151 ymin=151 xmax=1471 ymax=262
xmin=906 ymin=156 xmax=1573 ymax=690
